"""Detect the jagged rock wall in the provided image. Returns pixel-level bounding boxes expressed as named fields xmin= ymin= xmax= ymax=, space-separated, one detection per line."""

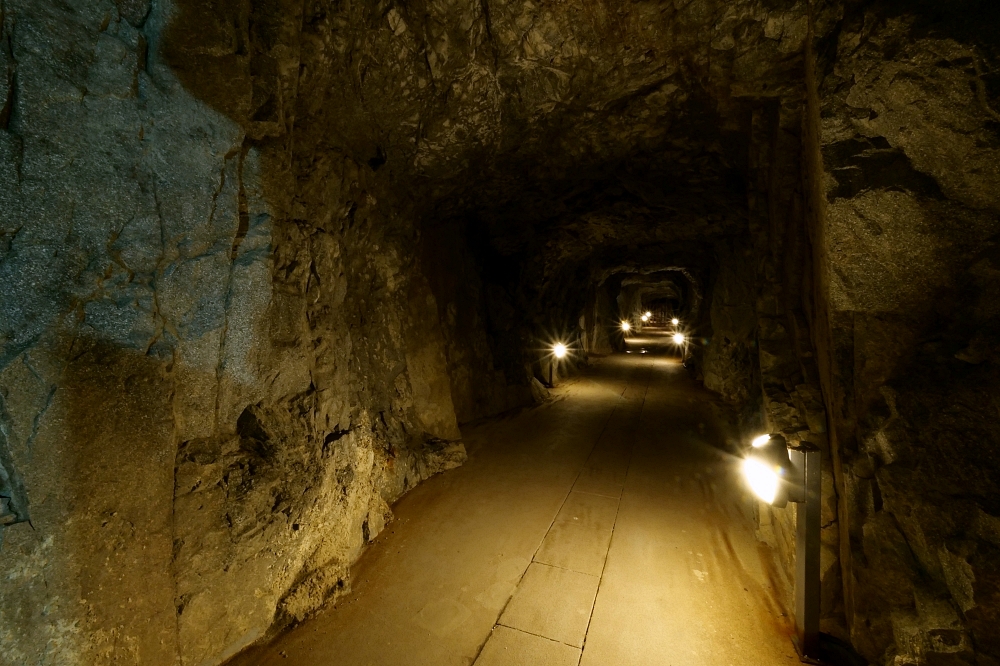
xmin=696 ymin=97 xmax=844 ymax=637
xmin=0 ymin=1 xmax=468 ymax=664
xmin=418 ymin=221 xmax=533 ymax=422
xmin=702 ymin=238 xmax=759 ymax=407
xmin=808 ymin=1 xmax=1000 ymax=663
xmin=6 ymin=0 xmax=999 ymax=665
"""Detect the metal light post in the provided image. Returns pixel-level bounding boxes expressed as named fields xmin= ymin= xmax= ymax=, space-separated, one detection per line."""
xmin=742 ymin=434 xmax=823 ymax=663
xmin=790 ymin=442 xmax=822 ymax=662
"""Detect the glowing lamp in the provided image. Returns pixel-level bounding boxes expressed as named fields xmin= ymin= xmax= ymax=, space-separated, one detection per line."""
xmin=547 ymin=343 xmax=567 ymax=387
xmin=640 ymin=314 xmax=649 ymax=322
xmin=645 ymin=311 xmax=651 ymax=317
xmin=671 ymin=318 xmax=679 ymax=325
xmin=743 ymin=458 xmax=780 ymax=504
xmin=672 ymin=333 xmax=685 ymax=344
xmin=621 ymin=321 xmax=631 ymax=332
xmin=741 ymin=433 xmax=823 ymax=661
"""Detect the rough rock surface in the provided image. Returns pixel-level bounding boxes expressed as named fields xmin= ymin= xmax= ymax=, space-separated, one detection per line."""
xmin=1 ymin=0 xmax=999 ymax=665
xmin=810 ymin=2 xmax=1000 ymax=663
xmin=0 ymin=1 xmax=468 ymax=663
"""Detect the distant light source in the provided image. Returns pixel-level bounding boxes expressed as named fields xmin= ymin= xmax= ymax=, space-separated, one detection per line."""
xmin=671 ymin=318 xmax=679 ymax=325
xmin=553 ymin=343 xmax=567 ymax=359
xmin=751 ymin=434 xmax=771 ymax=448
xmin=640 ymin=314 xmax=649 ymax=322
xmin=672 ymin=333 xmax=685 ymax=344
xmin=644 ymin=311 xmax=651 ymax=318
xmin=742 ymin=458 xmax=779 ymax=504
xmin=621 ymin=321 xmax=631 ymax=332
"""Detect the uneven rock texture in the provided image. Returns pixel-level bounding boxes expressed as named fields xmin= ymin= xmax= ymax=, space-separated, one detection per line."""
xmin=809 ymin=1 xmax=1000 ymax=663
xmin=2 ymin=0 xmax=1000 ymax=664
xmin=0 ymin=1 xmax=466 ymax=664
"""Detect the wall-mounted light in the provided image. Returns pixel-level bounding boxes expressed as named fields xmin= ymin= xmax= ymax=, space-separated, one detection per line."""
xmin=742 ymin=433 xmax=822 ymax=662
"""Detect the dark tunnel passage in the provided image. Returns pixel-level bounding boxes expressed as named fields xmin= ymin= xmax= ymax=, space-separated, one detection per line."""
xmin=2 ymin=0 xmax=1000 ymax=665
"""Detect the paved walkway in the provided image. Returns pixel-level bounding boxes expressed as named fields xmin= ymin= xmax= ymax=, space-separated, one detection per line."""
xmin=231 ymin=330 xmax=797 ymax=666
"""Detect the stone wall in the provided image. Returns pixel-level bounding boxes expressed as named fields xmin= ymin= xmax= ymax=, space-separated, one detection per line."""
xmin=807 ymin=1 xmax=1000 ymax=663
xmin=697 ymin=97 xmax=844 ymax=638
xmin=0 ymin=1 xmax=470 ymax=664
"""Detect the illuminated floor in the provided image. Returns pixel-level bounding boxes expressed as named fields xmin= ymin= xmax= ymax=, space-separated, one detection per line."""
xmin=231 ymin=331 xmax=797 ymax=666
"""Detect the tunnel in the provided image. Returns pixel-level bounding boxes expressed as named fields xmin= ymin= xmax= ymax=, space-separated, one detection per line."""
xmin=2 ymin=0 xmax=1000 ymax=664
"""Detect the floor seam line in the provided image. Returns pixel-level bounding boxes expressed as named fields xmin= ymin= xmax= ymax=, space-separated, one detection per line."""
xmin=564 ymin=488 xmax=623 ymax=500
xmin=577 ymin=358 xmax=655 ymax=663
xmin=472 ymin=362 xmax=639 ymax=666
xmin=494 ymin=623 xmax=584 ymax=650
xmin=528 ymin=560 xmax=602 ymax=577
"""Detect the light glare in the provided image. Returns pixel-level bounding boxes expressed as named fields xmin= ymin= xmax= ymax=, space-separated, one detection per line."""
xmin=672 ymin=333 xmax=685 ymax=344
xmin=743 ymin=458 xmax=779 ymax=504
xmin=641 ymin=314 xmax=649 ymax=322
xmin=621 ymin=321 xmax=631 ymax=332
xmin=671 ymin=318 xmax=679 ymax=325
xmin=645 ymin=311 xmax=652 ymax=317
xmin=751 ymin=434 xmax=771 ymax=448
xmin=553 ymin=343 xmax=567 ymax=359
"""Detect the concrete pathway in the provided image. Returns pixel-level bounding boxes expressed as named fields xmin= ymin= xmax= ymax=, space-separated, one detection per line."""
xmin=231 ymin=330 xmax=797 ymax=666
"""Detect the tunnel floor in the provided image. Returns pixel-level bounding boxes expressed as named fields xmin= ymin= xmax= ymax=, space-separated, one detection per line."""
xmin=231 ymin=329 xmax=797 ymax=666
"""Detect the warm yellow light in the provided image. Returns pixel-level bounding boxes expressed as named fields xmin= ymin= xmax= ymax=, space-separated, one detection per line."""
xmin=751 ymin=434 xmax=771 ymax=448
xmin=671 ymin=318 xmax=679 ymax=325
xmin=553 ymin=343 xmax=567 ymax=359
xmin=672 ymin=333 xmax=685 ymax=344
xmin=645 ymin=311 xmax=651 ymax=318
xmin=743 ymin=457 xmax=779 ymax=504
xmin=640 ymin=314 xmax=649 ymax=322
xmin=621 ymin=321 xmax=631 ymax=332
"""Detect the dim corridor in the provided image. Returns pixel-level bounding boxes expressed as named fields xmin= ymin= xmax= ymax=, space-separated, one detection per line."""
xmin=231 ymin=330 xmax=798 ymax=666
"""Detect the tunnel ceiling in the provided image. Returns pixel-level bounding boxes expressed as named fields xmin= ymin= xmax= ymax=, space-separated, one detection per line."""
xmin=165 ymin=0 xmax=812 ymax=286
xmin=392 ymin=0 xmax=809 ymax=272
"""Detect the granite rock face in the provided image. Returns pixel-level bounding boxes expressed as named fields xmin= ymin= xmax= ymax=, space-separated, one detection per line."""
xmin=1 ymin=0 xmax=999 ymax=664
xmin=810 ymin=2 xmax=1000 ymax=663
xmin=0 ymin=1 xmax=466 ymax=664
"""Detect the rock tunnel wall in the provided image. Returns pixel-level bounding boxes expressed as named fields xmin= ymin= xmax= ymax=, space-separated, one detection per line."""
xmin=806 ymin=2 xmax=1000 ymax=664
xmin=0 ymin=0 xmax=503 ymax=663
xmin=693 ymin=5 xmax=1000 ymax=664
xmin=2 ymin=0 xmax=1000 ymax=664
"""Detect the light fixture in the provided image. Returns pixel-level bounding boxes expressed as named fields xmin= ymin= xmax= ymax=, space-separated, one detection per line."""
xmin=671 ymin=317 xmax=679 ymax=325
xmin=640 ymin=314 xmax=649 ymax=322
xmin=742 ymin=458 xmax=779 ymax=504
xmin=621 ymin=321 xmax=631 ymax=332
xmin=548 ymin=343 xmax=567 ymax=387
xmin=644 ymin=311 xmax=651 ymax=318
xmin=742 ymin=433 xmax=822 ymax=662
xmin=672 ymin=333 xmax=685 ymax=344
